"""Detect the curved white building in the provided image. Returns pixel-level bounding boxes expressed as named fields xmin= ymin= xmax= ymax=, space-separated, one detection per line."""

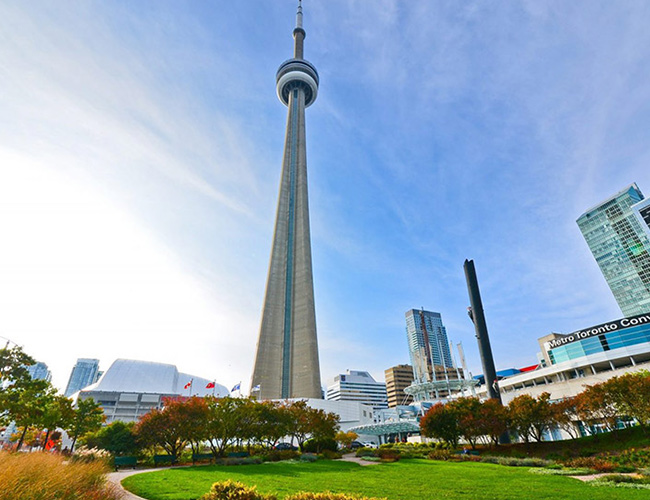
xmin=77 ymin=359 xmax=229 ymax=423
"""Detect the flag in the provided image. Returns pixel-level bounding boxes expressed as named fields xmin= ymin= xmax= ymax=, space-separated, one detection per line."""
xmin=252 ymin=384 xmax=261 ymax=392
xmin=184 ymin=379 xmax=193 ymax=389
xmin=231 ymin=382 xmax=241 ymax=392
xmin=206 ymin=381 xmax=215 ymax=389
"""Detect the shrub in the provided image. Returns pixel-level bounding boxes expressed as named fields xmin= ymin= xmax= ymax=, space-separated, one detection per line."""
xmin=321 ymin=449 xmax=342 ymax=460
xmin=266 ymin=450 xmax=300 ymax=462
xmin=427 ymin=449 xmax=454 ymax=461
xmin=610 ymin=448 xmax=650 ymax=468
xmin=479 ymin=456 xmax=553 ymax=468
xmin=300 ymin=454 xmax=318 ymax=463
xmin=563 ymin=457 xmax=616 ymax=473
xmin=0 ymin=451 xmax=121 ymax=500
xmin=355 ymin=448 xmax=376 ymax=458
xmin=303 ymin=438 xmax=338 ymax=453
xmin=285 ymin=493 xmax=387 ymax=500
xmin=377 ymin=448 xmax=400 ymax=462
xmin=201 ymin=480 xmax=276 ymax=500
xmin=71 ymin=446 xmax=112 ymax=465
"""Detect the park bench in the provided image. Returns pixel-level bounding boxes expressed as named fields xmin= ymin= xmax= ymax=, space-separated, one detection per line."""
xmin=192 ymin=452 xmax=214 ymax=464
xmin=227 ymin=451 xmax=250 ymax=458
xmin=114 ymin=456 xmax=137 ymax=471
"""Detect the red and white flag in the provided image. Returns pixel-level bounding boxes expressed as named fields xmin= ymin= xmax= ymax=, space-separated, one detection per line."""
xmin=206 ymin=381 xmax=215 ymax=389
xmin=184 ymin=379 xmax=193 ymax=389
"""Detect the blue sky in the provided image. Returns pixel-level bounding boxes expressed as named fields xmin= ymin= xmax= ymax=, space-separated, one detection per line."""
xmin=1 ymin=1 xmax=649 ymax=392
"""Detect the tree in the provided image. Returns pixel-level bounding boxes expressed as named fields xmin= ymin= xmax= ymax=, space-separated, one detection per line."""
xmin=447 ymin=397 xmax=483 ymax=449
xmin=604 ymin=370 xmax=650 ymax=432
xmin=39 ymin=395 xmax=74 ymax=450
xmin=0 ymin=345 xmax=35 ymax=386
xmin=335 ymin=430 xmax=358 ymax=450
xmin=577 ymin=382 xmax=619 ymax=434
xmin=3 ymin=378 xmax=56 ymax=450
xmin=420 ymin=402 xmax=460 ymax=447
xmin=507 ymin=393 xmax=553 ymax=443
xmin=81 ymin=421 xmax=139 ymax=456
xmin=66 ymin=397 xmax=105 ymax=452
xmin=135 ymin=399 xmax=190 ymax=461
xmin=473 ymin=399 xmax=509 ymax=446
xmin=204 ymin=396 xmax=249 ymax=457
xmin=551 ymin=396 xmax=581 ymax=439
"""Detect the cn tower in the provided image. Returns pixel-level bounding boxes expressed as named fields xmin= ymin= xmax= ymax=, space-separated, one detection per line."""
xmin=251 ymin=1 xmax=322 ymax=399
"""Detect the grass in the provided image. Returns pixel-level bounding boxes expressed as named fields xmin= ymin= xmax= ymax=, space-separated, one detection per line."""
xmin=0 ymin=451 xmax=121 ymax=500
xmin=122 ymin=459 xmax=650 ymax=500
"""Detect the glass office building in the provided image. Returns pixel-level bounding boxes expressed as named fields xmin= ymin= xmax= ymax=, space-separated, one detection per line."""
xmin=577 ymin=184 xmax=650 ymax=317
xmin=64 ymin=358 xmax=100 ymax=397
xmin=405 ymin=309 xmax=454 ymax=384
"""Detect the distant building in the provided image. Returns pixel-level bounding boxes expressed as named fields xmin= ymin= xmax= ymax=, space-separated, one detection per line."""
xmin=577 ymin=183 xmax=650 ymax=317
xmin=405 ymin=309 xmax=454 ymax=384
xmin=384 ymin=364 xmax=414 ymax=408
xmin=64 ymin=358 xmax=100 ymax=397
xmin=77 ymin=359 xmax=229 ymax=423
xmin=480 ymin=313 xmax=650 ymax=411
xmin=325 ymin=370 xmax=388 ymax=410
xmin=26 ymin=361 xmax=51 ymax=382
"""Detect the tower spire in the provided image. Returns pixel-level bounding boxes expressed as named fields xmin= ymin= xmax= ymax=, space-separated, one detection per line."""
xmin=293 ymin=0 xmax=306 ymax=59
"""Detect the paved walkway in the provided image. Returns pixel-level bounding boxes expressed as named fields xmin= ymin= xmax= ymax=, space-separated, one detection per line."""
xmin=108 ymin=468 xmax=158 ymax=500
xmin=339 ymin=453 xmax=381 ymax=466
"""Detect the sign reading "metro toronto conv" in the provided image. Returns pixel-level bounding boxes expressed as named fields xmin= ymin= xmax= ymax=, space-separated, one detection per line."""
xmin=546 ymin=313 xmax=650 ymax=350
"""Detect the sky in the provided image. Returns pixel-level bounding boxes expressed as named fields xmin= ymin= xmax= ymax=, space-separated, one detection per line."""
xmin=1 ymin=1 xmax=650 ymax=393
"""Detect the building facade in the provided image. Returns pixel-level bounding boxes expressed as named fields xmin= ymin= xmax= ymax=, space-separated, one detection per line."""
xmin=577 ymin=183 xmax=650 ymax=317
xmin=405 ymin=309 xmax=454 ymax=384
xmin=325 ymin=370 xmax=388 ymax=410
xmin=26 ymin=361 xmax=51 ymax=382
xmin=384 ymin=364 xmax=414 ymax=408
xmin=77 ymin=359 xmax=228 ymax=423
xmin=64 ymin=358 xmax=100 ymax=397
xmin=251 ymin=0 xmax=322 ymax=400
xmin=481 ymin=314 xmax=650 ymax=407
xmin=633 ymin=197 xmax=650 ymax=238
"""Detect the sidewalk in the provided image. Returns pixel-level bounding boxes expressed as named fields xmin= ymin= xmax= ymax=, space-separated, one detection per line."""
xmin=108 ymin=468 xmax=158 ymax=500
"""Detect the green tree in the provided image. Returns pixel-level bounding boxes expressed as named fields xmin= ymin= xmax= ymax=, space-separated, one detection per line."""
xmin=3 ymin=378 xmax=56 ymax=450
xmin=81 ymin=420 xmax=139 ymax=456
xmin=204 ymin=396 xmax=249 ymax=457
xmin=39 ymin=394 xmax=74 ymax=450
xmin=0 ymin=345 xmax=35 ymax=386
xmin=420 ymin=402 xmax=460 ymax=447
xmin=66 ymin=397 xmax=105 ymax=452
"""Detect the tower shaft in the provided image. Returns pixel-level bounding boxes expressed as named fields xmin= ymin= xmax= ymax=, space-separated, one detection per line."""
xmin=251 ymin=1 xmax=321 ymax=400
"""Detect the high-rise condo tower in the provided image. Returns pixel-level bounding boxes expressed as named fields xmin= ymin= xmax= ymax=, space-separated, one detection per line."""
xmin=577 ymin=184 xmax=650 ymax=317
xmin=251 ymin=1 xmax=322 ymax=399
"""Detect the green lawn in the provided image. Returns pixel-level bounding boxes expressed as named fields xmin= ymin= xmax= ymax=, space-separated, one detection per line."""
xmin=122 ymin=459 xmax=648 ymax=500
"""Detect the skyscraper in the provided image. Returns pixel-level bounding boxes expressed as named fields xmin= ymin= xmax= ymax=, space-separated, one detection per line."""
xmin=64 ymin=358 xmax=100 ymax=397
xmin=26 ymin=361 xmax=51 ymax=382
xmin=405 ymin=309 xmax=454 ymax=384
xmin=577 ymin=184 xmax=650 ymax=317
xmin=251 ymin=1 xmax=321 ymax=399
